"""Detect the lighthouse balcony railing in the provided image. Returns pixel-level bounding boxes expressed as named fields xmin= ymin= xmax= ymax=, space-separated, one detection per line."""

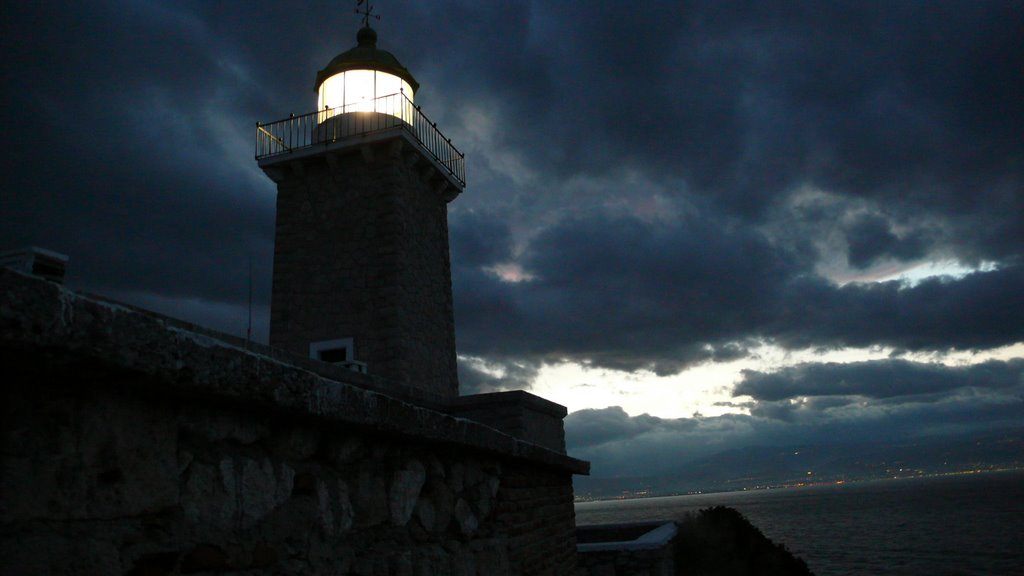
xmin=256 ymin=92 xmax=465 ymax=188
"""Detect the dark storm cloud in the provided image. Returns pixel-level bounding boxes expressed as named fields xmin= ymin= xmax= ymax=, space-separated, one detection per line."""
xmin=772 ymin=263 xmax=1024 ymax=353
xmin=411 ymin=2 xmax=1023 ymax=258
xmin=452 ymin=203 xmax=1024 ymax=373
xmin=1 ymin=1 xmax=280 ymax=322
xmin=565 ymin=407 xmax=697 ymax=450
xmin=433 ymin=1 xmax=1023 ymax=378
xmin=5 ymin=1 xmax=1022 ymax=349
xmin=453 ymin=207 xmax=782 ymax=374
xmin=844 ymin=214 xmax=929 ymax=269
xmin=456 ymin=359 xmax=538 ymax=397
xmin=737 ymin=359 xmax=1024 ymax=402
xmin=449 ymin=210 xmax=515 ymax=269
xmin=733 ymin=358 xmax=1024 ymax=432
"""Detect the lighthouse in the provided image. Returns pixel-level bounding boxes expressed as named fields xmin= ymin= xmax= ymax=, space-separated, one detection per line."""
xmin=256 ymin=13 xmax=465 ymax=400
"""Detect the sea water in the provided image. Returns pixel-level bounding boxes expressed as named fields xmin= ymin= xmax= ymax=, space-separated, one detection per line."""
xmin=574 ymin=470 xmax=1024 ymax=575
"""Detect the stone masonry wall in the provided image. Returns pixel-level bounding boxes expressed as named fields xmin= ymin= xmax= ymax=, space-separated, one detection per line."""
xmin=268 ymin=134 xmax=459 ymax=399
xmin=2 ymin=381 xmax=575 ymax=575
xmin=0 ymin=269 xmax=587 ymax=575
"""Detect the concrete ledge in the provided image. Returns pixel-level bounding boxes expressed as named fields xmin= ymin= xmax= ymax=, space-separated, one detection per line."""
xmin=448 ymin=390 xmax=568 ymax=418
xmin=0 ymin=268 xmax=589 ymax=475
xmin=577 ymin=522 xmax=678 ymax=552
xmin=446 ymin=391 xmax=569 ymax=453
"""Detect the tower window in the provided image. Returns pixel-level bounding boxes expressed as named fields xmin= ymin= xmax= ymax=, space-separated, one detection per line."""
xmin=310 ymin=337 xmax=355 ymax=364
xmin=318 ymin=347 xmax=349 ymax=364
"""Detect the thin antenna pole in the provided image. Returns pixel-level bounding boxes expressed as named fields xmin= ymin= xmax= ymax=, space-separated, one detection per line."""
xmin=247 ymin=255 xmax=253 ymax=343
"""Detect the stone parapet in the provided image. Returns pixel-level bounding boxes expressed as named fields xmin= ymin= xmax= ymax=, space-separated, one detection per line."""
xmin=0 ymin=267 xmax=589 ymax=575
xmin=0 ymin=268 xmax=586 ymax=474
xmin=446 ymin=391 xmax=569 ymax=454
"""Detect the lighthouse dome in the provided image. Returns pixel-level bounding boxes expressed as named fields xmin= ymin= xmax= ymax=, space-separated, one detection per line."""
xmin=315 ymin=26 xmax=419 ymax=116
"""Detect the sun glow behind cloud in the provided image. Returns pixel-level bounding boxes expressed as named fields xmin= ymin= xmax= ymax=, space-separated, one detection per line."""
xmin=484 ymin=262 xmax=535 ymax=283
xmin=832 ymin=259 xmax=1000 ymax=287
xmin=530 ymin=341 xmax=1024 ymax=420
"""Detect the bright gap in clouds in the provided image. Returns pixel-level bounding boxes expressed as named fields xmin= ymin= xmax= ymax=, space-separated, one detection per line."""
xmin=484 ymin=262 xmax=535 ymax=283
xmin=530 ymin=362 xmax=739 ymax=420
xmin=835 ymin=259 xmax=1000 ymax=287
xmin=528 ymin=342 xmax=1024 ymax=420
xmin=530 ymin=345 xmax=890 ymax=419
xmin=888 ymin=259 xmax=999 ymax=287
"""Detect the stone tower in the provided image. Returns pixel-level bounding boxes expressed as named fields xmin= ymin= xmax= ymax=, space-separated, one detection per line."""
xmin=256 ymin=23 xmax=465 ymax=399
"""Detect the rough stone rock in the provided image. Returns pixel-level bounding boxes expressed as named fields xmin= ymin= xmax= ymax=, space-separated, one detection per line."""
xmin=177 ymin=449 xmax=195 ymax=476
xmin=413 ymin=546 xmax=448 ymax=576
xmin=454 ymin=498 xmax=478 ymax=536
xmin=337 ymin=479 xmax=355 ymax=530
xmin=291 ymin=470 xmax=317 ymax=496
xmin=335 ymin=549 xmax=355 ymax=574
xmin=449 ymin=462 xmax=465 ymax=494
xmin=218 ymin=459 xmax=242 ymax=525
xmin=315 ymin=478 xmax=355 ymax=535
xmin=390 ymin=459 xmax=426 ymax=525
xmin=415 ymin=494 xmax=436 ymax=532
xmin=317 ymin=480 xmax=335 ymax=535
xmin=182 ymin=460 xmax=230 ymax=529
xmin=81 ymin=538 xmax=125 ymax=574
xmin=331 ymin=436 xmax=364 ymax=465
xmin=394 ymin=552 xmax=414 ymax=576
xmin=69 ymin=396 xmax=179 ymax=520
xmin=269 ymin=427 xmax=321 ymax=461
xmin=473 ymin=482 xmax=493 ymax=518
xmin=486 ymin=475 xmax=500 ymax=498
xmin=180 ymin=410 xmax=269 ymax=445
xmin=0 ymin=455 xmax=49 ymax=524
xmin=216 ymin=457 xmax=293 ymax=529
xmin=356 ymin=470 xmax=389 ymax=526
xmin=483 ymin=461 xmax=503 ymax=477
xmin=370 ymin=443 xmax=391 ymax=464
xmin=428 ymin=456 xmax=446 ymax=478
xmin=463 ymin=462 xmax=484 ymax=491
xmin=353 ymin=555 xmax=375 ymax=576
xmin=250 ymin=543 xmax=277 ymax=568
xmin=182 ymin=543 xmax=229 ymax=572
xmin=416 ymin=478 xmax=455 ymax=533
xmin=450 ymin=547 xmax=476 ymax=576
xmin=3 ymin=531 xmax=56 ymax=574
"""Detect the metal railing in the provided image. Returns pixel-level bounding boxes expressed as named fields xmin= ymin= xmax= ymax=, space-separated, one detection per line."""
xmin=256 ymin=92 xmax=465 ymax=188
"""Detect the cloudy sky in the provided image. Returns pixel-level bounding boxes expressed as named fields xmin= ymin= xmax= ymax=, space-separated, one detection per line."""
xmin=3 ymin=1 xmax=1022 ymax=478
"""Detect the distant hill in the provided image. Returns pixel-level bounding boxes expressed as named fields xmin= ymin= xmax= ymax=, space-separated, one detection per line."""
xmin=575 ymin=428 xmax=1024 ymax=499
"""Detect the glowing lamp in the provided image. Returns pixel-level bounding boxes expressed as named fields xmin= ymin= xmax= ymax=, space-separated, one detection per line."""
xmin=314 ymin=26 xmax=418 ymax=124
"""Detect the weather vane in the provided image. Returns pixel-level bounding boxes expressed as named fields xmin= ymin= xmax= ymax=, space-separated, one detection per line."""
xmin=355 ymin=0 xmax=381 ymax=27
